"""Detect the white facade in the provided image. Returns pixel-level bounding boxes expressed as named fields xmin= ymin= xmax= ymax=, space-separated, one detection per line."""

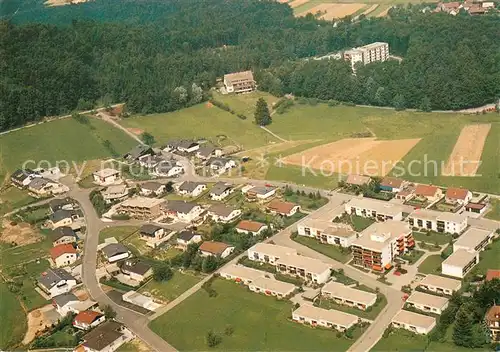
xmin=297 ymin=219 xmax=357 ymax=248
xmin=248 ymin=277 xmax=296 ymax=298
xmin=292 ymin=305 xmax=358 ymax=332
xmin=321 ymin=282 xmax=377 ymax=310
xmin=219 ymin=264 xmax=266 ymax=284
xmin=45 ymin=279 xmax=77 ymax=297
xmin=406 ymin=291 xmax=449 ymax=315
xmin=178 ymin=184 xmax=206 ymax=197
xmin=200 ymin=246 xmax=234 ymax=259
xmin=54 ymin=253 xmax=78 ymax=268
xmin=73 ymin=315 xmax=106 ymax=330
xmin=453 ymin=227 xmax=493 ymax=252
xmin=441 ymin=249 xmax=479 ymax=278
xmin=208 ymin=208 xmax=241 ymax=223
xmin=175 ymin=205 xmax=204 ymax=222
xmin=418 ymin=274 xmax=462 ymax=296
xmin=247 ymin=243 xmax=297 ymax=265
xmin=276 ymin=254 xmax=331 ymax=284
xmin=92 ymin=169 xmax=120 ymax=186
xmin=210 ymin=189 xmax=232 ymax=201
xmin=408 ymin=209 xmax=468 ymax=234
xmin=345 ymin=198 xmax=404 ymax=221
xmin=391 ymin=310 xmax=436 ymax=335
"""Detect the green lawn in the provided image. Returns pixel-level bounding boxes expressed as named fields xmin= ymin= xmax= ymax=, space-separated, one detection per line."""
xmin=413 ymin=231 xmax=452 ymax=246
xmin=283 ymin=193 xmax=328 ymax=211
xmin=150 ymin=279 xmax=362 ymax=351
xmin=212 ymin=91 xmax=279 ymax=118
xmin=292 ymin=234 xmax=352 ymax=263
xmin=417 ymin=255 xmax=444 ymax=275
xmin=350 ymin=215 xmax=375 ymax=232
xmin=319 ymin=294 xmax=387 ymax=320
xmin=0 ymin=281 xmax=27 ymax=350
xmin=371 ymin=328 xmax=428 ymax=351
xmin=120 ymin=103 xmax=277 ymax=150
xmin=266 ymin=164 xmax=340 ymax=190
xmin=0 ymin=116 xmax=136 ymax=181
xmin=475 ymin=238 xmax=500 ymax=274
xmin=99 ymin=226 xmax=138 ymax=244
xmin=0 ymin=187 xmax=36 ymax=217
xmin=0 ymin=237 xmax=52 ymax=268
xmin=139 ymin=271 xmax=202 ymax=303
xmin=485 ymin=198 xmax=500 ymax=221
xmin=399 ymin=249 xmax=425 ymax=265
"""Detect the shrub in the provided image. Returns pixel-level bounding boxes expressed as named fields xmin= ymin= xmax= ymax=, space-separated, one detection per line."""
xmin=206 ymin=331 xmax=222 ymax=347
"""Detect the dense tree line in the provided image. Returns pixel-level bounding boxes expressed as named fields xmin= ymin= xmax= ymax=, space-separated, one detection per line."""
xmin=1 ymin=0 xmax=499 ymax=131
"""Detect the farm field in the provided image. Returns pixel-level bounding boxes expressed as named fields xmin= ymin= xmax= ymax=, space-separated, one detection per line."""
xmin=297 ymin=3 xmax=366 ymax=19
xmin=0 ymin=116 xmax=136 ymax=182
xmin=120 ymin=103 xmax=278 ymax=151
xmin=0 ymin=187 xmax=36 ymax=217
xmin=138 ymin=271 xmax=202 ymax=303
xmin=150 ymin=278 xmax=363 ymax=351
xmin=0 ymin=281 xmax=27 ymax=350
xmin=485 ymin=198 xmax=500 ymax=221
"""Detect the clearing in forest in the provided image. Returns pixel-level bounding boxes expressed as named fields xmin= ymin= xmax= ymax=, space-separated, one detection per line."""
xmin=283 ymin=137 xmax=420 ymax=176
xmin=298 ymin=3 xmax=366 ymax=19
xmin=442 ymin=124 xmax=491 ymax=177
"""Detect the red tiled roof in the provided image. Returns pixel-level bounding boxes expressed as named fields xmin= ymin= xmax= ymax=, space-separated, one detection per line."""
xmin=446 ymin=187 xmax=469 ymax=200
xmin=267 ymin=200 xmax=298 ymax=215
xmin=486 ymin=269 xmax=500 ymax=281
xmin=74 ymin=310 xmax=103 ymax=325
xmin=415 ymin=184 xmax=439 ymax=197
xmin=346 ymin=174 xmax=371 ymax=186
xmin=50 ymin=244 xmax=76 ymax=260
xmin=199 ymin=241 xmax=232 ymax=255
xmin=466 ymin=202 xmax=486 ymax=210
xmin=486 ymin=305 xmax=500 ymax=323
xmin=442 ymin=1 xmax=460 ymax=8
xmin=380 ymin=177 xmax=404 ymax=188
xmin=236 ymin=220 xmax=266 ymax=233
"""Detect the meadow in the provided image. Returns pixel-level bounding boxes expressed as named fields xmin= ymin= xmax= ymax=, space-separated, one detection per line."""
xmin=0 ymin=282 xmax=27 ymax=349
xmin=0 ymin=116 xmax=136 ymax=182
xmin=120 ymin=103 xmax=278 ymax=150
xmin=150 ymin=278 xmax=363 ymax=351
xmin=138 ymin=271 xmax=202 ymax=303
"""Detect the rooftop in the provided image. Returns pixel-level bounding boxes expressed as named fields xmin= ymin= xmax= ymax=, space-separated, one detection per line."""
xmin=140 ymin=224 xmax=163 ymax=236
xmin=74 ymin=310 xmax=103 ymax=325
xmin=53 ymin=292 xmax=79 ymax=307
xmin=199 ymin=241 xmax=233 ymax=255
xmin=352 ymin=220 xmax=411 ymax=251
xmin=248 ymin=243 xmax=297 ymax=258
xmin=276 ymin=254 xmax=331 ymax=275
xmin=179 ymin=181 xmax=205 ymax=193
xmin=141 ymin=182 xmax=164 ymax=191
xmin=486 ymin=269 xmax=500 ymax=282
xmin=486 ymin=305 xmax=500 ymax=322
xmin=346 ymin=174 xmax=371 ymax=186
xmin=220 ymin=264 xmax=267 ymax=282
xmin=166 ymin=200 xmax=199 ymax=214
xmin=453 ymin=227 xmax=492 ymax=250
xmin=208 ymin=204 xmax=237 ymax=217
xmin=82 ymin=321 xmax=124 ymax=351
xmin=50 ymin=226 xmax=76 ymax=242
xmin=445 ymin=187 xmax=470 ymax=200
xmin=38 ymin=268 xmax=76 ymax=289
xmin=224 ymin=70 xmax=254 ymax=84
xmin=250 ymin=277 xmax=296 ymax=294
xmin=120 ymin=197 xmax=165 ymax=209
xmin=380 ymin=177 xmax=404 ymax=188
xmin=415 ymin=184 xmax=440 ymax=197
xmin=247 ymin=186 xmax=276 ymax=195
xmin=293 ymin=304 xmax=358 ymax=327
xmin=322 ymin=282 xmax=377 ymax=306
xmin=442 ymin=249 xmax=477 ymax=268
xmin=50 ymin=243 xmax=77 ymax=260
xmin=236 ymin=220 xmax=266 ymax=233
xmin=177 ymin=230 xmax=200 ymax=242
xmin=407 ymin=291 xmax=449 ymax=309
xmin=267 ymin=200 xmax=298 ymax=214
xmin=93 ymin=168 xmax=120 ymax=178
xmin=210 ymin=182 xmax=232 ymax=196
xmin=392 ymin=309 xmax=436 ymax=329
xmin=419 ymin=274 xmax=462 ymax=291
xmin=409 ymin=209 xmax=467 ymax=223
xmin=101 ymin=243 xmax=129 ymax=258
xmin=346 ymin=197 xmax=404 ymax=216
xmin=121 ymin=260 xmax=151 ymax=276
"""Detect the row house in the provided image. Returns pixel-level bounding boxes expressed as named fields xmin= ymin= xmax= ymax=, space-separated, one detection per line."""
xmin=275 ymin=254 xmax=331 ymax=284
xmin=441 ymin=249 xmax=479 ymax=278
xmin=408 ymin=209 xmax=467 ymax=234
xmin=292 ymin=305 xmax=358 ymax=332
xmin=406 ymin=291 xmax=449 ymax=315
xmin=297 ymin=218 xmax=357 ymax=248
xmin=321 ymin=282 xmax=377 ymax=310
xmin=418 ymin=274 xmax=462 ymax=296
xmin=345 ymin=198 xmax=405 ymax=221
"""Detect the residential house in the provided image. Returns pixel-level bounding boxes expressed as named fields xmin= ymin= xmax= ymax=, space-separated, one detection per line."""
xmin=248 ymin=277 xmax=296 ymax=298
xmin=53 ymin=294 xmax=97 ymax=317
xmin=465 ymin=202 xmax=488 ymax=215
xmin=441 ymin=249 xmax=479 ymax=278
xmin=176 ymin=140 xmax=199 ymax=153
xmin=276 ymin=254 xmax=331 ymax=284
xmin=28 ymin=178 xmax=68 ymax=197
xmin=196 ymin=144 xmax=222 ymax=160
xmin=453 ymin=227 xmax=493 ymax=252
xmin=379 ymin=177 xmax=407 ymax=193
xmin=267 ymin=200 xmax=300 ymax=217
xmin=73 ymin=311 xmax=105 ymax=330
xmin=11 ymin=168 xmax=39 ymax=188
xmin=139 ymin=224 xmax=168 ymax=248
xmin=101 ymin=185 xmax=128 ymax=204
xmin=176 ymin=231 xmax=203 ymax=251
xmin=223 ymin=70 xmax=256 ymax=93
xmin=345 ymin=174 xmax=371 ymax=187
xmin=292 ymin=305 xmax=358 ymax=332
xmin=199 ymin=241 xmax=234 ymax=258
xmin=321 ymin=282 xmax=377 ymax=310
xmin=139 ymin=182 xmax=165 ymax=197
xmin=48 ymin=210 xmax=83 ymax=230
xmin=408 ymin=209 xmax=467 ymax=234
xmin=153 ymin=161 xmax=184 ymax=178
xmin=485 ymin=305 xmax=500 ymax=342
xmin=92 ymin=169 xmax=121 ymax=186
xmin=101 ymin=243 xmax=130 ymax=263
xmin=219 ymin=264 xmax=266 ymax=284
xmin=209 ymin=182 xmax=233 ymax=201
xmin=122 ymin=291 xmax=161 ymax=311
xmin=124 ymin=144 xmax=154 ymax=161
xmin=351 ymin=221 xmax=414 ymax=271
xmin=395 ymin=187 xmax=416 ymax=202
xmin=414 ymin=184 xmax=443 ymax=203
xmin=118 ymin=197 xmax=165 ymax=219
xmin=236 ymin=220 xmax=268 ymax=236
xmin=207 ymin=204 xmax=241 ymax=223
xmin=297 ymin=219 xmax=357 ymax=248
xmin=391 ymin=310 xmax=436 ymax=335
xmin=207 ymin=157 xmax=237 ymax=174
xmin=247 ymin=243 xmax=297 ymax=265
xmin=486 ymin=269 xmax=500 ymax=282
xmin=120 ymin=260 xmax=153 ymax=282
xmin=178 ymin=181 xmax=206 ymax=197
xmin=418 ymin=274 xmax=461 ymax=296
xmin=49 ymin=198 xmax=76 ymax=213
xmin=345 ymin=197 xmax=405 ymax=221
xmin=406 ymin=291 xmax=449 ymax=315
xmin=165 ymin=200 xmax=203 ymax=222
xmin=50 ymin=227 xmax=77 ymax=247
xmin=38 ymin=268 xmax=77 ymax=297
xmin=51 ymin=244 xmax=78 ymax=268
xmin=137 ymin=155 xmax=164 ymax=169
xmin=244 ymin=186 xmax=277 ymax=201
xmin=78 ymin=320 xmax=132 ymax=352
xmin=445 ymin=187 xmax=472 ymax=205
xmin=33 ymin=166 xmax=62 ymax=181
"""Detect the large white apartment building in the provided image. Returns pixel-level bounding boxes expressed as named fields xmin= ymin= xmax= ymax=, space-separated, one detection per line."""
xmin=441 ymin=249 xmax=479 ymax=278
xmin=406 ymin=291 xmax=449 ymax=315
xmin=345 ymin=198 xmax=404 ymax=221
xmin=297 ymin=218 xmax=357 ymax=248
xmin=223 ymin=71 xmax=256 ymax=94
xmin=408 ymin=209 xmax=467 ymax=234
xmin=418 ymin=274 xmax=462 ymax=296
xmin=453 ymin=227 xmax=493 ymax=252
xmin=292 ymin=305 xmax=358 ymax=332
xmin=247 ymin=243 xmax=297 ymax=265
xmin=343 ymin=42 xmax=389 ymax=71
xmin=351 ymin=220 xmax=414 ymax=272
xmin=321 ymin=282 xmax=377 ymax=310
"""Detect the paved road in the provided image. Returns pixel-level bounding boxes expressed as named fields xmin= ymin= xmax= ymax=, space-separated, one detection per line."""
xmin=65 ymin=179 xmax=176 ymax=352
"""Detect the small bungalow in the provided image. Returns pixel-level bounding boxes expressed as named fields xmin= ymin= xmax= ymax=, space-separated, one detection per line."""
xmin=345 ymin=174 xmax=372 ymax=187
xmin=73 ymin=311 xmax=105 ymax=330
xmin=445 ymin=187 xmax=472 ymax=205
xmin=465 ymin=202 xmax=488 ymax=215
xmin=50 ymin=244 xmax=78 ymax=268
xmin=101 ymin=243 xmax=130 ymax=263
xmin=178 ymin=181 xmax=207 ymax=197
xmin=176 ymin=231 xmax=203 ymax=251
xmin=120 ymin=259 xmax=153 ymax=282
xmin=415 ymin=184 xmax=443 ymax=203
xmin=244 ymin=185 xmax=277 ymax=201
xmin=267 ymin=200 xmax=300 ymax=217
xmin=199 ymin=241 xmax=235 ymax=258
xmin=379 ymin=177 xmax=406 ymax=193
xmin=140 ymin=182 xmax=166 ymax=197
xmin=395 ymin=187 xmax=415 ymax=202
xmin=38 ymin=268 xmax=77 ymax=297
xmin=50 ymin=227 xmax=77 ymax=247
xmin=207 ymin=204 xmax=241 ymax=223
xmin=236 ymin=220 xmax=268 ymax=236
xmin=92 ymin=168 xmax=121 ymax=186
xmin=209 ymin=182 xmax=233 ymax=201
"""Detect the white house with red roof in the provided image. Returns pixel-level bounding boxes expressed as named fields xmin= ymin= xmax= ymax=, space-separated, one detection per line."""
xmin=50 ymin=244 xmax=78 ymax=268
xmin=445 ymin=187 xmax=472 ymax=205
xmin=73 ymin=310 xmax=105 ymax=330
xmin=415 ymin=184 xmax=443 ymax=203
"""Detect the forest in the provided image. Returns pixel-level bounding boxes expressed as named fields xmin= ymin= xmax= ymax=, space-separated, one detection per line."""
xmin=1 ymin=0 xmax=499 ymax=131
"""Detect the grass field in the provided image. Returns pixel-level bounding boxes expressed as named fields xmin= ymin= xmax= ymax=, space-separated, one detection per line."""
xmin=413 ymin=231 xmax=452 ymax=246
xmin=212 ymin=91 xmax=279 ymax=118
xmin=0 ymin=187 xmax=36 ymax=216
xmin=0 ymin=281 xmax=27 ymax=349
xmin=120 ymin=103 xmax=278 ymax=150
xmin=485 ymin=198 xmax=500 ymax=220
xmin=292 ymin=235 xmax=352 ymax=263
xmin=475 ymin=238 xmax=500 ymax=274
xmin=319 ymin=293 xmax=387 ymax=320
xmin=99 ymin=226 xmax=138 ymax=244
xmin=139 ymin=271 xmax=202 ymax=303
xmin=417 ymin=255 xmax=443 ymax=275
xmin=0 ymin=116 xmax=136 ymax=182
xmin=150 ymin=279 xmax=362 ymax=351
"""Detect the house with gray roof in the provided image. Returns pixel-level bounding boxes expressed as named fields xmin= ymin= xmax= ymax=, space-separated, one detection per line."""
xmin=140 ymin=182 xmax=166 ymax=197
xmin=101 ymin=243 xmax=130 ymax=263
xmin=49 ymin=198 xmax=76 ymax=213
xmin=165 ymin=200 xmax=204 ymax=222
xmin=11 ymin=168 xmax=39 ymax=188
xmin=206 ymin=157 xmax=237 ymax=174
xmin=196 ymin=144 xmax=222 ymax=160
xmin=120 ymin=260 xmax=153 ymax=282
xmin=80 ymin=321 xmax=132 ymax=352
xmin=178 ymin=181 xmax=207 ymax=197
xmin=50 ymin=226 xmax=77 ymax=247
xmin=207 ymin=204 xmax=242 ymax=223
xmin=124 ymin=144 xmax=154 ymax=161
xmin=38 ymin=268 xmax=77 ymax=297
xmin=209 ymin=182 xmax=233 ymax=200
